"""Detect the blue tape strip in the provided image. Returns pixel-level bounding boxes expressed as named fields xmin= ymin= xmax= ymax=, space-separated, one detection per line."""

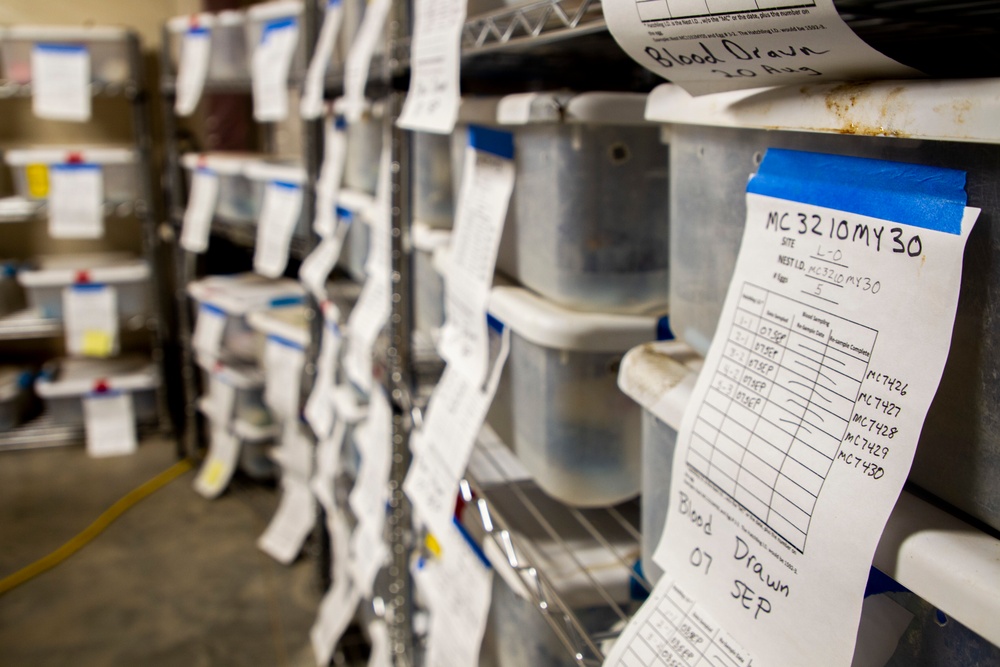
xmin=468 ymin=125 xmax=514 ymax=160
xmin=262 ymin=17 xmax=298 ymax=37
xmin=486 ymin=313 xmax=505 ymax=335
xmin=327 ymin=0 xmax=343 ymax=7
xmin=187 ymin=26 xmax=210 ymax=36
xmin=52 ymin=163 xmax=100 ymax=171
xmin=336 ymin=206 xmax=353 ymax=221
xmin=334 ymin=115 xmax=347 ymax=131
xmin=88 ymin=389 xmax=123 ymax=398
xmin=195 ymin=166 xmax=216 ymax=176
xmin=269 ymin=295 xmax=305 ymax=307
xmin=864 ymin=566 xmax=909 ymax=597
xmin=271 ymin=180 xmax=301 ymax=191
xmin=200 ymin=303 xmax=226 ymax=317
xmin=34 ymin=43 xmax=86 ymax=54
xmin=747 ymin=149 xmax=967 ymax=235
xmin=267 ymin=334 xmax=304 ymax=351
xmin=452 ymin=518 xmax=492 ymax=570
xmin=71 ymin=283 xmax=108 ymax=292
xmin=656 ymin=315 xmax=675 ymax=342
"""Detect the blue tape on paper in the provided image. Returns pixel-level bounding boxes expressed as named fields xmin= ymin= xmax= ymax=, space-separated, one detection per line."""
xmin=864 ymin=566 xmax=909 ymax=598
xmin=486 ymin=313 xmax=505 ymax=335
xmin=34 ymin=43 xmax=86 ymax=54
xmin=747 ymin=149 xmax=967 ymax=235
xmin=336 ymin=206 xmax=354 ymax=221
xmin=262 ymin=17 xmax=298 ymax=38
xmin=267 ymin=334 xmax=305 ymax=351
xmin=187 ymin=26 xmax=210 ymax=36
xmin=269 ymin=295 xmax=305 ymax=307
xmin=200 ymin=303 xmax=226 ymax=317
xmin=334 ymin=115 xmax=347 ymax=131
xmin=452 ymin=518 xmax=493 ymax=570
xmin=327 ymin=0 xmax=342 ymax=7
xmin=656 ymin=315 xmax=675 ymax=341
xmin=52 ymin=163 xmax=99 ymax=171
xmin=468 ymin=125 xmax=514 ymax=160
xmin=271 ymin=180 xmax=301 ymax=191
xmin=71 ymin=283 xmax=108 ymax=292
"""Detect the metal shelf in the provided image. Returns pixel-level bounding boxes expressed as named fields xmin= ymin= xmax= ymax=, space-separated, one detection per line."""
xmin=457 ymin=426 xmax=649 ymax=666
xmin=0 ymin=79 xmax=141 ymax=100
xmin=461 ymin=0 xmax=605 ymax=55
xmin=0 ymin=309 xmax=61 ymax=341
xmin=0 ymin=414 xmax=83 ymax=451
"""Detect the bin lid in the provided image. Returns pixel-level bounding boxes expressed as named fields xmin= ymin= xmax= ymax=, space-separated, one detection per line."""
xmin=166 ymin=13 xmax=216 ymax=32
xmin=617 ymin=341 xmax=702 ymax=430
xmin=195 ymin=352 xmax=265 ymax=389
xmin=488 ymin=285 xmax=665 ymax=353
xmin=4 ymin=146 xmax=136 ymax=166
xmin=35 ymin=356 xmax=158 ymax=397
xmin=246 ymin=304 xmax=310 ymax=348
xmin=188 ymin=273 xmax=304 ymax=315
xmin=410 ymin=220 xmax=451 ymax=253
xmin=4 ymin=25 xmax=131 ymax=42
xmin=497 ymin=92 xmax=651 ymax=126
xmin=181 ymin=151 xmax=261 ymax=176
xmin=246 ymin=0 xmax=304 ymax=22
xmin=243 ymin=159 xmax=306 ymax=185
xmin=17 ymin=257 xmax=149 ymax=288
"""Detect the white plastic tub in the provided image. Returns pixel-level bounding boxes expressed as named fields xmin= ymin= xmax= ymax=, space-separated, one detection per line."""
xmin=496 ymin=92 xmax=670 ymax=314
xmin=35 ymin=356 xmax=159 ymax=425
xmin=0 ymin=367 xmax=34 ymax=431
xmin=166 ymin=10 xmax=249 ymax=81
xmin=196 ymin=353 xmax=270 ymax=427
xmin=181 ymin=151 xmax=262 ymax=223
xmin=17 ymin=254 xmax=149 ymax=320
xmin=5 ymin=146 xmax=138 ymax=202
xmin=243 ymin=159 xmax=309 ymax=238
xmin=488 ymin=285 xmax=667 ymax=507
xmin=411 ymin=222 xmax=450 ymax=340
xmin=245 ymin=0 xmax=306 ymax=77
xmin=0 ymin=25 xmax=132 ymax=85
xmin=188 ymin=273 xmax=304 ymax=361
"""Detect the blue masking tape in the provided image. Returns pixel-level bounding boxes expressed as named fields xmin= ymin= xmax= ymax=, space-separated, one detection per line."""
xmin=200 ymin=303 xmax=227 ymax=317
xmin=52 ymin=163 xmax=99 ymax=171
xmin=486 ymin=313 xmax=505 ymax=335
xmin=269 ymin=295 xmax=305 ymax=307
xmin=187 ymin=26 xmax=210 ymax=36
xmin=34 ymin=43 xmax=86 ymax=53
xmin=452 ymin=518 xmax=492 ymax=570
xmin=71 ymin=283 xmax=108 ymax=292
xmin=334 ymin=115 xmax=347 ymax=131
xmin=267 ymin=334 xmax=304 ymax=351
xmin=468 ymin=125 xmax=514 ymax=160
xmin=864 ymin=566 xmax=909 ymax=598
xmin=747 ymin=149 xmax=967 ymax=235
xmin=656 ymin=315 xmax=675 ymax=341
xmin=262 ymin=17 xmax=298 ymax=38
xmin=270 ymin=180 xmax=301 ymax=191
xmin=336 ymin=206 xmax=354 ymax=221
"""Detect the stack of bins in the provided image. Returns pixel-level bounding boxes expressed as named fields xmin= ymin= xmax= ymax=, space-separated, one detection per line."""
xmin=188 ymin=273 xmax=305 ymax=482
xmin=165 ymin=10 xmax=250 ymax=83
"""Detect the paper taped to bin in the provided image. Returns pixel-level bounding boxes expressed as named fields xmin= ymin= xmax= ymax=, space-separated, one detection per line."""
xmin=602 ymin=0 xmax=919 ymax=96
xmin=251 ymin=17 xmax=299 ymax=121
xmin=254 ymin=180 xmax=303 ymax=278
xmin=32 ymin=43 xmax=91 ymax=121
xmin=175 ymin=26 xmax=210 ymax=116
xmin=604 ymin=150 xmax=979 ymax=666
xmin=84 ymin=390 xmax=137 ymax=458
xmin=301 ymin=0 xmax=344 ymax=119
xmin=194 ymin=423 xmax=241 ymax=499
xmin=342 ymin=0 xmax=390 ymax=122
xmin=181 ymin=167 xmax=219 ymax=253
xmin=49 ymin=163 xmax=103 ymax=239
xmin=63 ymin=284 xmax=118 ymax=358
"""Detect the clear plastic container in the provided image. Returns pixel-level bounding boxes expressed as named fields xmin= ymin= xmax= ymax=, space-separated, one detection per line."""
xmin=652 ymin=79 xmax=1000 ymax=532
xmin=244 ymin=0 xmax=306 ymax=79
xmin=165 ymin=10 xmax=249 ymax=81
xmin=337 ymin=191 xmax=375 ymax=282
xmin=0 ymin=25 xmax=132 ymax=85
xmin=181 ymin=152 xmax=262 ymax=223
xmin=196 ymin=353 xmax=270 ymax=427
xmin=34 ymin=356 xmax=159 ymax=425
xmin=411 ymin=222 xmax=450 ymax=339
xmin=4 ymin=146 xmax=138 ymax=202
xmin=488 ymin=285 xmax=666 ymax=507
xmin=413 ymin=131 xmax=454 ymax=228
xmin=243 ymin=159 xmax=308 ymax=238
xmin=0 ymin=367 xmax=35 ymax=431
xmin=187 ymin=273 xmax=305 ymax=361
xmin=336 ymin=97 xmax=384 ymax=195
xmin=17 ymin=254 xmax=150 ymax=320
xmin=498 ymin=92 xmax=670 ymax=314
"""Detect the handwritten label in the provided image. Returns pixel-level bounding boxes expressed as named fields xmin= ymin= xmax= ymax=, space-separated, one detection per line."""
xmin=180 ymin=167 xmax=219 ymax=253
xmin=63 ymin=284 xmax=118 ymax=358
xmin=49 ymin=164 xmax=103 ymax=239
xmin=32 ymin=44 xmax=90 ymax=121
xmin=252 ymin=17 xmax=299 ymax=121
xmin=254 ymin=181 xmax=304 ymax=278
xmin=397 ymin=0 xmax=466 ymax=134
xmin=606 ymin=151 xmax=979 ymax=666
xmin=175 ymin=26 xmax=211 ymax=116
xmin=602 ymin=0 xmax=920 ymax=95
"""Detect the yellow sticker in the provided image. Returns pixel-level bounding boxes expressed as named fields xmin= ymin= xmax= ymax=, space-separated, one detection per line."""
xmin=204 ymin=459 xmax=225 ymax=487
xmin=81 ymin=330 xmax=114 ymax=358
xmin=25 ymin=164 xmax=49 ymax=198
xmin=425 ymin=532 xmax=442 ymax=558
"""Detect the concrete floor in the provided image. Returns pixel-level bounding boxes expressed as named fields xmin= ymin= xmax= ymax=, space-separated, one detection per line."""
xmin=0 ymin=437 xmax=323 ymax=666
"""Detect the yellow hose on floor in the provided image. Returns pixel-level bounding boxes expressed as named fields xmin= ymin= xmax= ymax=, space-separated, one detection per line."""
xmin=0 ymin=458 xmax=194 ymax=596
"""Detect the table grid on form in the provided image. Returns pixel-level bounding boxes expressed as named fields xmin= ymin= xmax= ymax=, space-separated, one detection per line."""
xmin=635 ymin=0 xmax=816 ymax=23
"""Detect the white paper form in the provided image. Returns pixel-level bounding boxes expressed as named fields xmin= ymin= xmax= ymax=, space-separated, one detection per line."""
xmin=602 ymin=0 xmax=921 ymax=96
xmin=180 ymin=167 xmax=220 ymax=253
xmin=397 ymin=0 xmax=466 ymax=134
xmin=367 ymin=618 xmax=392 ymax=667
xmin=205 ymin=372 xmax=237 ymax=424
xmin=348 ymin=387 xmax=392 ymax=595
xmin=302 ymin=0 xmax=344 ymax=119
xmin=420 ymin=522 xmax=494 ymax=667
xmin=192 ymin=303 xmax=227 ymax=358
xmin=254 ymin=180 xmax=304 ymax=278
xmin=312 ymin=419 xmax=348 ymax=515
xmin=175 ymin=26 xmax=211 ymax=116
xmin=305 ymin=314 xmax=343 ymax=438
xmin=437 ymin=127 xmax=515 ymax=385
xmin=63 ymin=284 xmax=118 ymax=358
xmin=252 ymin=17 xmax=300 ymax=122
xmin=258 ymin=474 xmax=317 ymax=564
xmin=342 ymin=0 xmax=391 ymax=123
xmin=31 ymin=43 xmax=91 ymax=121
xmin=83 ymin=391 xmax=137 ymax=458
xmin=194 ymin=423 xmax=242 ymax=499
xmin=264 ymin=335 xmax=307 ymax=421
xmin=299 ymin=223 xmax=350 ymax=303
xmin=404 ymin=320 xmax=510 ymax=539
xmin=604 ymin=149 xmax=979 ymax=667
xmin=49 ymin=163 xmax=103 ymax=239
xmin=271 ymin=420 xmax=314 ymax=481
xmin=313 ymin=114 xmax=348 ymax=238
xmin=311 ymin=576 xmax=362 ymax=667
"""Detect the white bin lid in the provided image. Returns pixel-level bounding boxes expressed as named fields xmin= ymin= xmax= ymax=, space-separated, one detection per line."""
xmin=497 ymin=92 xmax=650 ymax=126
xmin=247 ymin=305 xmax=310 ymax=348
xmin=18 ymin=257 xmax=149 ymax=288
xmin=166 ymin=13 xmax=216 ymax=32
xmin=5 ymin=146 xmax=136 ymax=166
xmin=617 ymin=340 xmax=702 ymax=430
xmin=35 ymin=356 xmax=158 ymax=398
xmin=243 ymin=159 xmax=306 ymax=185
xmin=246 ymin=0 xmax=304 ymax=22
xmin=488 ymin=285 xmax=665 ymax=353
xmin=188 ymin=273 xmax=305 ymax=315
xmin=181 ymin=151 xmax=260 ymax=176
xmin=4 ymin=25 xmax=131 ymax=42
xmin=195 ymin=352 xmax=265 ymax=388
xmin=411 ymin=220 xmax=451 ymax=253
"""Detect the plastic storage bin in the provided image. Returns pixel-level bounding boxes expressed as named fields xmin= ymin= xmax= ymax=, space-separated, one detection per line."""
xmin=5 ymin=146 xmax=138 ymax=203
xmin=166 ymin=10 xmax=249 ymax=81
xmin=650 ymin=79 xmax=1000 ymax=532
xmin=498 ymin=92 xmax=670 ymax=314
xmin=245 ymin=0 xmax=306 ymax=77
xmin=413 ymin=131 xmax=454 ymax=228
xmin=181 ymin=152 xmax=262 ymax=223
xmin=411 ymin=222 xmax=450 ymax=340
xmin=198 ymin=398 xmax=279 ymax=481
xmin=0 ymin=367 xmax=35 ymax=431
xmin=243 ymin=159 xmax=308 ymax=237
xmin=35 ymin=356 xmax=159 ymax=425
xmin=188 ymin=273 xmax=304 ymax=361
xmin=17 ymin=254 xmax=150 ymax=320
xmin=246 ymin=303 xmax=310 ymax=348
xmin=196 ymin=353 xmax=270 ymax=427
xmin=487 ymin=285 xmax=666 ymax=507
xmin=0 ymin=25 xmax=132 ymax=85
xmin=337 ymin=98 xmax=385 ymax=195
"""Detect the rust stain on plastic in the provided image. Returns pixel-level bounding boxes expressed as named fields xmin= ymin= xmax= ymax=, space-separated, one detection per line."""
xmin=817 ymin=83 xmax=911 ymax=138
